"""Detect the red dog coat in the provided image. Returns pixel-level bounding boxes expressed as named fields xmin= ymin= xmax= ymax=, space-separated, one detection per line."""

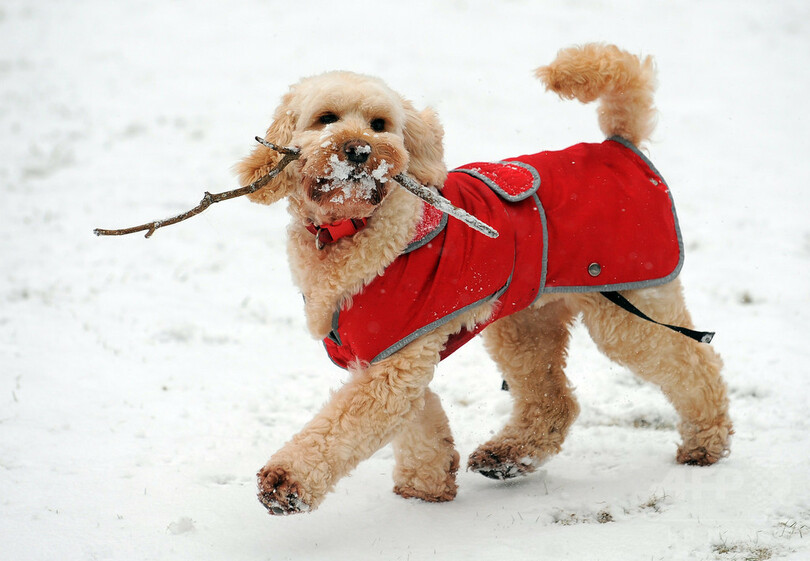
xmin=323 ymin=137 xmax=683 ymax=369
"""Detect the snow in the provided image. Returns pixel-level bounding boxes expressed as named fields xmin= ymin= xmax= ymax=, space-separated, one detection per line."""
xmin=2 ymin=1 xmax=809 ymax=560
xmin=326 ymin=153 xmax=355 ymax=180
xmin=371 ymin=159 xmax=391 ymax=181
xmin=321 ymin=154 xmax=378 ymax=203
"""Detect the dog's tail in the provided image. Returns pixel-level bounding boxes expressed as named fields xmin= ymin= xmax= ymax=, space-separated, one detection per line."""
xmin=535 ymin=43 xmax=657 ymax=146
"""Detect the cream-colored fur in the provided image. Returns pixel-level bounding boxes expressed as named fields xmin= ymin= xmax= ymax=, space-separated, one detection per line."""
xmin=238 ymin=44 xmax=732 ymax=515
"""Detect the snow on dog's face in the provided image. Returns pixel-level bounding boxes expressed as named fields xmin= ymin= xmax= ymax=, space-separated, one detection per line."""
xmin=286 ymin=72 xmax=409 ymax=224
xmin=236 ymin=71 xmax=447 ymax=227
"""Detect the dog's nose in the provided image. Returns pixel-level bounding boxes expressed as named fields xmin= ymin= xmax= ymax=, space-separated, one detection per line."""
xmin=344 ymin=140 xmax=371 ymax=164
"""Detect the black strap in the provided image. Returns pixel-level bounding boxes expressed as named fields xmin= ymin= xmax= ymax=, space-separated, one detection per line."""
xmin=601 ymin=291 xmax=714 ymax=344
xmin=501 ymin=291 xmax=716 ymax=391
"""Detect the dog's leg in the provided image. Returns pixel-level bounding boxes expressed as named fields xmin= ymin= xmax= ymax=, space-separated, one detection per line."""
xmin=255 ymin=313 xmax=486 ymax=515
xmin=257 ymin=362 xmax=433 ymax=514
xmin=468 ymin=300 xmax=580 ymax=479
xmin=392 ymin=388 xmax=460 ymax=502
xmin=579 ymin=279 xmax=732 ymax=465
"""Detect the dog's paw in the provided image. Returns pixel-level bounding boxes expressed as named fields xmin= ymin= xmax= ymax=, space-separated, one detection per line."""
xmin=676 ymin=446 xmax=719 ymax=466
xmin=676 ymin=421 xmax=732 ymax=466
xmin=676 ymin=440 xmax=730 ymax=466
xmin=467 ymin=446 xmax=541 ymax=480
xmin=256 ymin=465 xmax=312 ymax=516
xmin=393 ymin=448 xmax=459 ymax=503
xmin=393 ymin=482 xmax=457 ymax=503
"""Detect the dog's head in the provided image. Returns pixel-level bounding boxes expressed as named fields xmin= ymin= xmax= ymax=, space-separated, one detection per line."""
xmin=236 ymin=71 xmax=447 ymax=226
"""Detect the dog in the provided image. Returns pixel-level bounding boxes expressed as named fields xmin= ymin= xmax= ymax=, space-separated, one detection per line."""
xmin=236 ymin=43 xmax=732 ymax=515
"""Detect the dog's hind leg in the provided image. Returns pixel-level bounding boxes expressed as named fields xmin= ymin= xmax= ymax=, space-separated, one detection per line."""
xmin=468 ymin=299 xmax=580 ymax=479
xmin=579 ymin=280 xmax=732 ymax=465
xmin=392 ymin=388 xmax=460 ymax=502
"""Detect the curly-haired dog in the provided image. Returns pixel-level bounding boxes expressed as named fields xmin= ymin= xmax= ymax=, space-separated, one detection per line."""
xmin=237 ymin=43 xmax=732 ymax=515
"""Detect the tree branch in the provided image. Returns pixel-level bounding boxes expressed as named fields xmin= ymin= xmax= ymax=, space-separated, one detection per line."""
xmin=93 ymin=139 xmax=300 ymax=238
xmin=93 ymin=138 xmax=499 ymax=240
xmin=393 ymin=173 xmax=499 ymax=238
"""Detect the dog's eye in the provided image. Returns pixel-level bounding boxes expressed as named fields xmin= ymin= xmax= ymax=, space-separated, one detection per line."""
xmin=370 ymin=118 xmax=386 ymax=132
xmin=318 ymin=113 xmax=339 ymax=125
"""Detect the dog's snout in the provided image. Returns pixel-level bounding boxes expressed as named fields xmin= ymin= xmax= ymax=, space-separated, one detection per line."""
xmin=344 ymin=140 xmax=371 ymax=164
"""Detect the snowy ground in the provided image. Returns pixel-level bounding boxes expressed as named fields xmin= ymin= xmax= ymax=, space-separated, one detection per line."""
xmin=2 ymin=1 xmax=810 ymax=560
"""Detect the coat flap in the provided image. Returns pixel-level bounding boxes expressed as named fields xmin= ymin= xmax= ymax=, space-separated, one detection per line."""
xmin=449 ymin=161 xmax=540 ymax=201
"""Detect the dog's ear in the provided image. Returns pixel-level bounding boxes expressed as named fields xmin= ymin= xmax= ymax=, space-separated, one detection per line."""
xmin=402 ymin=101 xmax=447 ymax=189
xmin=235 ymin=91 xmax=298 ymax=205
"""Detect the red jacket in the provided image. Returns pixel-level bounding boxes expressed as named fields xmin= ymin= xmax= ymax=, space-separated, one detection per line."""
xmin=324 ymin=137 xmax=682 ymax=369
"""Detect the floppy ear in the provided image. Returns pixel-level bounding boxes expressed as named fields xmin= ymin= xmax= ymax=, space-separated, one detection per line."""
xmin=235 ymin=91 xmax=298 ymax=205
xmin=401 ymin=101 xmax=447 ymax=189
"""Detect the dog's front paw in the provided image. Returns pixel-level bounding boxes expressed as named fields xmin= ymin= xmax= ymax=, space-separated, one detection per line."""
xmin=467 ymin=445 xmax=542 ymax=480
xmin=257 ymin=465 xmax=312 ymax=515
xmin=393 ymin=448 xmax=460 ymax=503
xmin=393 ymin=482 xmax=457 ymax=503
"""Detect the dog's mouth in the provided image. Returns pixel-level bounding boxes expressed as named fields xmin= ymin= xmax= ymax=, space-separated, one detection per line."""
xmin=303 ymin=152 xmax=395 ymax=220
xmin=312 ymin=154 xmax=391 ymax=204
xmin=295 ymin=133 xmax=408 ymax=223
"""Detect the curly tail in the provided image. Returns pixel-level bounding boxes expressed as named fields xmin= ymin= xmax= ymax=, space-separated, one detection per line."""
xmin=535 ymin=43 xmax=657 ymax=146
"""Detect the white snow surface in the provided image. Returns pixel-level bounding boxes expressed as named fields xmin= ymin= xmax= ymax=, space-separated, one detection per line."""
xmin=2 ymin=1 xmax=809 ymax=560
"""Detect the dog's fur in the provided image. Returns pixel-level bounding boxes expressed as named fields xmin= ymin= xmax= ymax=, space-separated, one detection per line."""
xmin=237 ymin=44 xmax=732 ymax=515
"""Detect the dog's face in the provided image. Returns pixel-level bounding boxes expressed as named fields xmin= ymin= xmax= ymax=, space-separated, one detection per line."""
xmin=237 ymin=71 xmax=447 ymax=226
xmin=290 ymin=72 xmax=409 ymax=223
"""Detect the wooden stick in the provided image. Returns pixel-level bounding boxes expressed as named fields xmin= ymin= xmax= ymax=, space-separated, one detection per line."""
xmin=93 ymin=138 xmax=499 ymax=239
xmin=93 ymin=140 xmax=300 ymax=238
xmin=393 ymin=172 xmax=499 ymax=238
